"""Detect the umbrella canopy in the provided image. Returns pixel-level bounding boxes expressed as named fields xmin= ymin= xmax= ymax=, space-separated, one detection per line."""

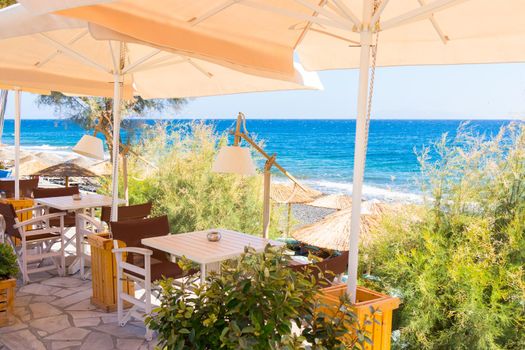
xmin=19 ymin=157 xmax=53 ymax=176
xmin=292 ymin=208 xmax=380 ymax=251
xmin=38 ymin=0 xmax=525 ymax=76
xmin=270 ymin=183 xmax=322 ymax=204
xmin=305 ymin=193 xmax=352 ymax=210
xmin=33 ymin=161 xmax=97 ymax=178
xmin=0 ymin=2 xmax=322 ymax=218
xmin=88 ymin=160 xmax=112 ymax=176
xmin=0 ymin=4 xmax=322 ymax=98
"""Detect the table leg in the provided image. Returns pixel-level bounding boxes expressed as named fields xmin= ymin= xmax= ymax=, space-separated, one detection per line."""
xmin=200 ymin=263 xmax=206 ymax=285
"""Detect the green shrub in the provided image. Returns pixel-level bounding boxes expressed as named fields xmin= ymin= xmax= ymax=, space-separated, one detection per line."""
xmin=0 ymin=243 xmax=18 ymax=280
xmin=146 ymin=246 xmax=374 ymax=350
xmin=100 ymin=122 xmax=282 ymax=237
xmin=361 ymin=123 xmax=525 ymax=349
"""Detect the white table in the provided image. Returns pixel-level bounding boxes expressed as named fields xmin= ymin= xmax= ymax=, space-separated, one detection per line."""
xmin=36 ymin=193 xmax=125 ymax=278
xmin=142 ymin=228 xmax=285 ymax=283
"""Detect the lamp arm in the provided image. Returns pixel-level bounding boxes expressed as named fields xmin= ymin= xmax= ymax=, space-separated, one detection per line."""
xmin=236 ymin=132 xmax=308 ymax=192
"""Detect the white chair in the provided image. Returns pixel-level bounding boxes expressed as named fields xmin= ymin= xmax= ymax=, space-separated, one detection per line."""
xmin=111 ymin=215 xmax=196 ymax=341
xmin=0 ymin=203 xmax=66 ymax=284
xmin=76 ymin=213 xmax=106 ymax=280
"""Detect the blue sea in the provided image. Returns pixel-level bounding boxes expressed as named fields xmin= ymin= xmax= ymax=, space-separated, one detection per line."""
xmin=1 ymin=119 xmax=513 ymax=201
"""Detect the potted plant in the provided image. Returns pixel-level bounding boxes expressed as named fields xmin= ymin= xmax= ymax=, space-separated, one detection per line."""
xmin=0 ymin=243 xmax=18 ymax=327
xmin=146 ymin=246 xmax=375 ymax=349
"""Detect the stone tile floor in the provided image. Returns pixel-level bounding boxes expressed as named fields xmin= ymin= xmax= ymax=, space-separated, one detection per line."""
xmin=0 ymin=272 xmax=157 ymax=350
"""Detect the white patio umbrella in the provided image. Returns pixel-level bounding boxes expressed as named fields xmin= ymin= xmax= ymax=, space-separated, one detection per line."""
xmin=44 ymin=0 xmax=525 ymax=301
xmin=0 ymin=3 xmax=322 ymax=217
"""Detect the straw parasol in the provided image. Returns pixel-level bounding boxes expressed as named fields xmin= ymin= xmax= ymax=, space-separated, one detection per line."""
xmin=19 ymin=157 xmax=53 ymax=176
xmin=305 ymin=194 xmax=352 ymax=210
xmin=88 ymin=160 xmax=112 ymax=176
xmin=270 ymin=183 xmax=322 ymax=204
xmin=271 ymin=183 xmax=322 ymax=236
xmin=33 ymin=161 xmax=97 ymax=187
xmin=292 ymin=208 xmax=380 ymax=252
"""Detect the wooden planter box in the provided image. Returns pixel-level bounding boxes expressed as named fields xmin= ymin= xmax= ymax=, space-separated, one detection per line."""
xmin=88 ymin=233 xmax=134 ymax=312
xmin=0 ymin=278 xmax=16 ymax=327
xmin=318 ymin=284 xmax=400 ymax=350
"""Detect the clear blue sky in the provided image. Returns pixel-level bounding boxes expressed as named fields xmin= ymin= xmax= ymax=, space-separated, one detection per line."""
xmin=4 ymin=63 xmax=525 ymax=120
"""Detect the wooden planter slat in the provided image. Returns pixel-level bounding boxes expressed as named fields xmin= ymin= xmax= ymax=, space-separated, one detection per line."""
xmin=318 ymin=284 xmax=400 ymax=350
xmin=88 ymin=233 xmax=134 ymax=312
xmin=0 ymin=278 xmax=16 ymax=327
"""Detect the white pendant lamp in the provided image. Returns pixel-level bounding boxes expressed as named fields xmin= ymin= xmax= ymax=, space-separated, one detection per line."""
xmin=212 ymin=145 xmax=257 ymax=176
xmin=72 ymin=135 xmax=105 ymax=160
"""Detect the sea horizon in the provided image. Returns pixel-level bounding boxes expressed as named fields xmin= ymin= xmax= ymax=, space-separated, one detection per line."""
xmin=1 ymin=118 xmax=517 ymax=203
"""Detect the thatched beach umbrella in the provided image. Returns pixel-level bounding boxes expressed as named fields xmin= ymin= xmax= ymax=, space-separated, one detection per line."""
xmin=271 ymin=183 xmax=322 ymax=235
xmin=34 ymin=161 xmax=97 ymax=187
xmin=19 ymin=158 xmax=52 ymax=176
xmin=306 ymin=194 xmax=353 ymax=211
xmin=292 ymin=208 xmax=380 ymax=252
xmin=270 ymin=183 xmax=322 ymax=204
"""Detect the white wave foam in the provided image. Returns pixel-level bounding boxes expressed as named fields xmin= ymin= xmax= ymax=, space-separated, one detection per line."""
xmin=273 ymin=177 xmax=422 ymax=203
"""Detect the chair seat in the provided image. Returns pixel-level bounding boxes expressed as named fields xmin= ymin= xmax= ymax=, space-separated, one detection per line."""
xmin=8 ymin=231 xmax=60 ymax=243
xmin=124 ymin=257 xmax=197 ymax=282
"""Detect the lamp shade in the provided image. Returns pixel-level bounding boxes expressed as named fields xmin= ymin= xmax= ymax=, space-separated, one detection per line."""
xmin=212 ymin=146 xmax=257 ymax=176
xmin=72 ymin=135 xmax=105 ymax=160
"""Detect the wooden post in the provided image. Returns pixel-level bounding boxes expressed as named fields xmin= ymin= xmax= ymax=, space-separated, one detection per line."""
xmin=88 ymin=233 xmax=134 ymax=312
xmin=0 ymin=278 xmax=16 ymax=327
xmin=262 ymin=155 xmax=276 ymax=239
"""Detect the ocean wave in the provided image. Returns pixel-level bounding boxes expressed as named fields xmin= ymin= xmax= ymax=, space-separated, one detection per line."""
xmin=275 ymin=178 xmax=423 ymax=203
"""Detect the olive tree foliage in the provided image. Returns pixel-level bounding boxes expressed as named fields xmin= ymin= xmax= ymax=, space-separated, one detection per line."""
xmin=37 ymin=92 xmax=186 ymax=158
xmin=0 ymin=0 xmax=15 ymax=8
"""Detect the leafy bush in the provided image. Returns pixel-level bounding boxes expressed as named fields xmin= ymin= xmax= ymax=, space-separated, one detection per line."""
xmin=146 ymin=246 xmax=373 ymax=350
xmin=100 ymin=122 xmax=282 ymax=237
xmin=361 ymin=123 xmax=525 ymax=349
xmin=0 ymin=243 xmax=18 ymax=280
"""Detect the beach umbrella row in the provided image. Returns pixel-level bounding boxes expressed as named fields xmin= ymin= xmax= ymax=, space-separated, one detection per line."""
xmin=0 ymin=3 xmax=322 ymax=218
xmin=10 ymin=0 xmax=525 ymax=301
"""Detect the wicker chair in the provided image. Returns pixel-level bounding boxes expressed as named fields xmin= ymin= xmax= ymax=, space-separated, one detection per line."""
xmin=0 ymin=202 xmax=65 ymax=284
xmin=111 ymin=215 xmax=196 ymax=340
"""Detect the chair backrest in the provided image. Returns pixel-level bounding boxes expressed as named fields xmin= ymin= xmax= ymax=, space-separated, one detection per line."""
xmin=101 ymin=202 xmax=153 ymax=225
xmin=289 ymin=251 xmax=349 ymax=286
xmin=0 ymin=202 xmax=20 ymax=239
xmin=0 ymin=177 xmax=39 ymax=198
xmin=110 ymin=215 xmax=170 ymax=262
xmin=33 ymin=186 xmax=79 ymax=199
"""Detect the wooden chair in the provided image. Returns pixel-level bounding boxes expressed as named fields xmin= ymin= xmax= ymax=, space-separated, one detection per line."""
xmin=33 ymin=186 xmax=79 ymax=228
xmin=77 ymin=202 xmax=154 ymax=279
xmin=0 ymin=177 xmax=39 ymax=198
xmin=289 ymin=251 xmax=349 ymax=287
xmin=111 ymin=215 xmax=196 ymax=340
xmin=100 ymin=202 xmax=153 ymax=226
xmin=0 ymin=202 xmax=66 ymax=284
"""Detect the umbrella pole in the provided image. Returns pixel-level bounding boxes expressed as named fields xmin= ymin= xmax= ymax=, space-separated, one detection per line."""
xmin=110 ymin=42 xmax=123 ymax=221
xmin=347 ymin=2 xmax=374 ymax=303
xmin=122 ymin=153 xmax=129 ymax=205
xmin=65 ymin=176 xmax=69 ymax=187
xmin=14 ymin=89 xmax=21 ymax=200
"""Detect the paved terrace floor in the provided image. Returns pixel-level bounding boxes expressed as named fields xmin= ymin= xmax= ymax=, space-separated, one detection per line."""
xmin=0 ymin=272 xmax=156 ymax=350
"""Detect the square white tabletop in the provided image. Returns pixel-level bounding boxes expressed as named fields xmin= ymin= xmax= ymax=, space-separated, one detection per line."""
xmin=141 ymin=229 xmax=285 ymax=265
xmin=36 ymin=193 xmax=125 ymax=211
